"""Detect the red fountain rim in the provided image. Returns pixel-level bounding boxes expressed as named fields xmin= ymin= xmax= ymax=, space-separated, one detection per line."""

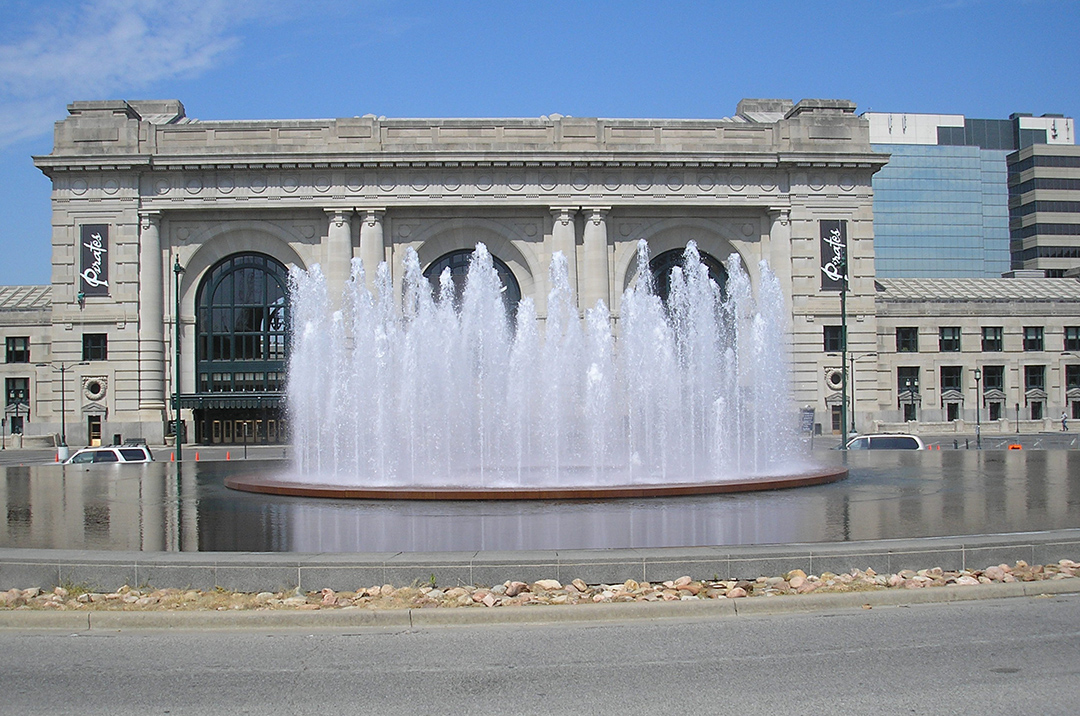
xmin=224 ymin=466 xmax=848 ymax=501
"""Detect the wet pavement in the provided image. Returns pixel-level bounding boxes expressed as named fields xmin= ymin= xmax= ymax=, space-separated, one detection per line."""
xmin=2 ymin=446 xmax=1078 ymax=553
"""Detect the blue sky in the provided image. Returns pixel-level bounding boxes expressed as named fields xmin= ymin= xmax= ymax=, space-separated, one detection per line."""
xmin=1 ymin=0 xmax=1077 ymax=285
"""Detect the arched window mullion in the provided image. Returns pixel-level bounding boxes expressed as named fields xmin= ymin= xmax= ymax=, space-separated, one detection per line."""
xmin=195 ymin=252 xmax=290 ymax=395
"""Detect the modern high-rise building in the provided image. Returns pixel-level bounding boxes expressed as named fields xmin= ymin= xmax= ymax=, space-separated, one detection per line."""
xmin=1008 ymin=142 xmax=1080 ymax=276
xmin=865 ymin=111 xmax=1075 ymax=278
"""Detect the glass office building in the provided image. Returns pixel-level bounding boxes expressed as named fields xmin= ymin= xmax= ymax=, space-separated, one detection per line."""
xmin=866 ymin=112 xmax=1074 ymax=278
xmin=871 ymin=143 xmax=1009 ymax=278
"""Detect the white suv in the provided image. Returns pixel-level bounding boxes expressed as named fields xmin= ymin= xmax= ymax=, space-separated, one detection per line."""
xmin=845 ymin=434 xmax=926 ymax=450
xmin=64 ymin=445 xmax=154 ymax=464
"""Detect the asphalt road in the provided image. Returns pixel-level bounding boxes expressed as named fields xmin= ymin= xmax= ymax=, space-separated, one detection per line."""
xmin=3 ymin=594 xmax=1078 ymax=715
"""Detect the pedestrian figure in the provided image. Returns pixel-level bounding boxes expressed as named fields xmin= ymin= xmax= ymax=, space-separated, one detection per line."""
xmin=1062 ymin=411 xmax=1069 ymax=432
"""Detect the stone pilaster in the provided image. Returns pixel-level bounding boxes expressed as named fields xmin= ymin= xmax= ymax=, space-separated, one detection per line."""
xmin=767 ymin=207 xmax=793 ymax=309
xmin=580 ymin=207 xmax=611 ymax=312
xmin=549 ymin=206 xmax=578 ymax=300
xmin=138 ymin=211 xmax=165 ymax=412
xmin=359 ymin=208 xmax=386 ymax=293
xmin=325 ymin=209 xmax=354 ymax=306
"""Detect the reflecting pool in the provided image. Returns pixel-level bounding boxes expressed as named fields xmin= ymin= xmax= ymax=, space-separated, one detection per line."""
xmin=2 ymin=450 xmax=1079 ymax=553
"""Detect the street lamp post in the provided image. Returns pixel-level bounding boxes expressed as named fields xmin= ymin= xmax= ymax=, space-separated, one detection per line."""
xmin=174 ymin=256 xmax=185 ymax=461
xmin=38 ymin=361 xmax=89 ymax=460
xmin=848 ymin=352 xmax=878 ymax=434
xmin=973 ymin=367 xmax=982 ymax=449
xmin=9 ymin=387 xmax=26 ymax=445
xmin=903 ymin=377 xmax=914 ymax=421
xmin=839 ymin=253 xmax=849 ymax=450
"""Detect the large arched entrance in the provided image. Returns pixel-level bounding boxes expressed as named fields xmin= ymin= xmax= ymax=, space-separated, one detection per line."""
xmin=423 ymin=248 xmax=522 ymax=314
xmin=189 ymin=252 xmax=289 ymax=444
xmin=649 ymin=247 xmax=728 ymax=302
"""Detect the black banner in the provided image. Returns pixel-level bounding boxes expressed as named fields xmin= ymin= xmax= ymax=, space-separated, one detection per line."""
xmin=79 ymin=224 xmax=109 ymax=296
xmin=819 ymin=220 xmax=847 ymax=291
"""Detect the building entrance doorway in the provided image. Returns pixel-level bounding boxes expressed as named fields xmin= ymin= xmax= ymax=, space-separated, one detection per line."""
xmin=87 ymin=415 xmax=102 ymax=446
xmin=196 ymin=408 xmax=284 ymax=445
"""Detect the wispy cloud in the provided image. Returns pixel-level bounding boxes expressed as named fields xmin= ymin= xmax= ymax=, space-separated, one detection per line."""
xmin=0 ymin=0 xmax=252 ymax=147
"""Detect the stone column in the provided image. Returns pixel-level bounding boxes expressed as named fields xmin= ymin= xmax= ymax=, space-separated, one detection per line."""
xmin=138 ymin=211 xmax=165 ymax=412
xmin=549 ymin=206 xmax=579 ymax=300
xmin=580 ymin=207 xmax=611 ymax=312
xmin=324 ymin=209 xmax=353 ymax=306
xmin=359 ymin=208 xmax=386 ymax=293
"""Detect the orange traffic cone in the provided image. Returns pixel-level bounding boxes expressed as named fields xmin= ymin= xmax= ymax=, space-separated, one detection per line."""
xmin=170 ymin=451 xmax=175 ymax=462
xmin=226 ymin=451 xmax=230 ymax=461
xmin=196 ymin=452 xmax=200 ymax=461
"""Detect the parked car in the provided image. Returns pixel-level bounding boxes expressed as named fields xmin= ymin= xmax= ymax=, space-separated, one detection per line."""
xmin=63 ymin=445 xmax=154 ymax=464
xmin=845 ymin=434 xmax=926 ymax=450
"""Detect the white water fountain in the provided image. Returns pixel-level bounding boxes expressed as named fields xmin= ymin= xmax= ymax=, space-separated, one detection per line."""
xmin=277 ymin=240 xmax=817 ymax=495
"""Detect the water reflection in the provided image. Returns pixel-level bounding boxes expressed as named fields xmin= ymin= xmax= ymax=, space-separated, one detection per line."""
xmin=1 ymin=451 xmax=1078 ymax=553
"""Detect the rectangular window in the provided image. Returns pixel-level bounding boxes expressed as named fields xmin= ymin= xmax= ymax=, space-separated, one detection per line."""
xmin=82 ymin=333 xmax=108 ymax=361
xmin=1066 ymin=327 xmax=1080 ymax=352
xmin=1024 ymin=365 xmax=1045 ymax=391
xmin=5 ymin=336 xmax=29 ymax=363
xmin=823 ymin=325 xmax=845 ymax=352
xmin=940 ymin=366 xmax=962 ymax=392
xmin=897 ymin=366 xmax=920 ymax=392
xmin=898 ymin=366 xmax=920 ymax=421
xmin=5 ymin=377 xmax=29 ymax=406
xmin=896 ymin=327 xmax=918 ymax=353
xmin=1067 ymin=365 xmax=1080 ymax=390
xmin=939 ymin=327 xmax=961 ymax=352
xmin=1023 ymin=327 xmax=1044 ymax=352
xmin=982 ymin=365 xmax=1005 ymax=391
xmin=982 ymin=327 xmax=1003 ymax=352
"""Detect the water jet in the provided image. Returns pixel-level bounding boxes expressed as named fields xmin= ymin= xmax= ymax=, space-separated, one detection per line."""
xmin=227 ymin=241 xmax=845 ymax=499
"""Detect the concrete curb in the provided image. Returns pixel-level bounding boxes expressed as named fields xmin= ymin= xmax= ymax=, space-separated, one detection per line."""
xmin=3 ymin=528 xmax=1080 ymax=593
xmin=0 ymin=579 xmax=1075 ymax=631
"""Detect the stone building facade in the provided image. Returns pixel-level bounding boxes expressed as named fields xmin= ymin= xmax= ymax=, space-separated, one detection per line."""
xmin=6 ymin=97 xmax=887 ymax=446
xmin=873 ymin=278 xmax=1080 ymax=433
xmin=44 ymin=93 xmax=1080 ymax=450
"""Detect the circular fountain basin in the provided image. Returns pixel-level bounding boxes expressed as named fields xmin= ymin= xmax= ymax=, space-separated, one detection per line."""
xmin=224 ymin=466 xmax=848 ymax=500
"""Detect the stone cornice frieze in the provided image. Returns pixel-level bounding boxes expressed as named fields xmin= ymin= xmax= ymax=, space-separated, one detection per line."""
xmin=36 ymin=151 xmax=887 ymax=174
xmin=48 ymin=160 xmax=873 ymax=210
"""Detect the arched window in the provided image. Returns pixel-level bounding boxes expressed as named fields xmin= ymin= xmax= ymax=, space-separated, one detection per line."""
xmin=195 ymin=253 xmax=289 ymax=394
xmin=423 ymin=249 xmax=522 ymax=312
xmin=649 ymin=248 xmax=728 ymax=302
